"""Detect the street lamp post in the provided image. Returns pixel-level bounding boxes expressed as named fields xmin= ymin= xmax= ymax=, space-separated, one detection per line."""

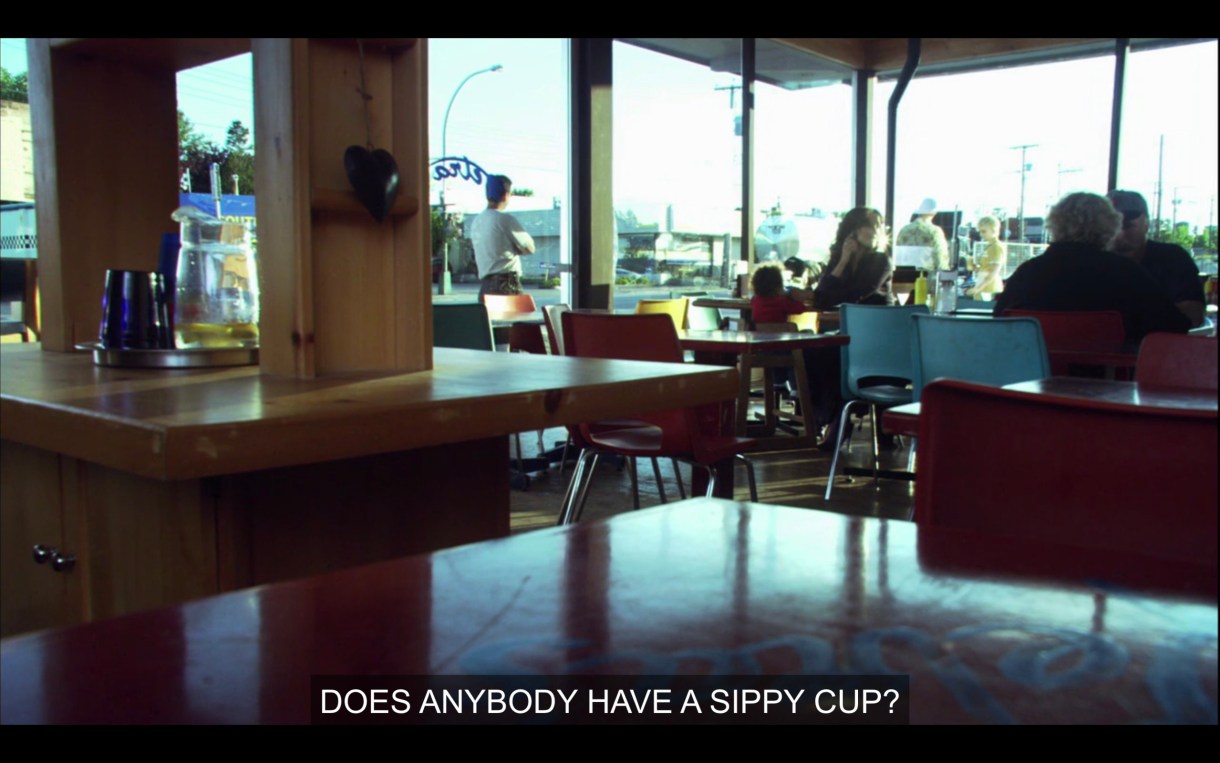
xmin=437 ymin=64 xmax=502 ymax=295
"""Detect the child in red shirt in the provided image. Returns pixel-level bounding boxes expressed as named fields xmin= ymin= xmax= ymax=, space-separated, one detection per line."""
xmin=750 ymin=264 xmax=811 ymax=324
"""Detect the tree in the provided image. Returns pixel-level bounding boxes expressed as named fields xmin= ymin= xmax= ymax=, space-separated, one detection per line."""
xmin=1 ymin=67 xmax=29 ymax=103
xmin=221 ymin=120 xmax=255 ymax=195
xmin=1154 ymin=220 xmax=1194 ymax=250
xmin=1193 ymin=226 xmax=1216 ymax=253
xmin=178 ymin=111 xmax=255 ymax=195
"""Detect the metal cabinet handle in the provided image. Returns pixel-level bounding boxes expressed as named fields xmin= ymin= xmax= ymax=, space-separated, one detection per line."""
xmin=51 ymin=552 xmax=76 ymax=573
xmin=32 ymin=544 xmax=56 ymax=564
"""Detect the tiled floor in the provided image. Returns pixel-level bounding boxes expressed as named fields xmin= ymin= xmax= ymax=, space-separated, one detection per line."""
xmin=509 ymin=416 xmax=917 ymax=533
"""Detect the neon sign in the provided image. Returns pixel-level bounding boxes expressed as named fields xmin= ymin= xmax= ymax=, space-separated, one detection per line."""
xmin=430 ymin=156 xmax=487 ymax=186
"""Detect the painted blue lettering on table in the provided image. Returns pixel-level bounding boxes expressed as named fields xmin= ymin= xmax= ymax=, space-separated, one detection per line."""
xmin=453 ymin=626 xmax=1217 ymax=724
xmin=849 ymin=625 xmax=1016 ymax=724
xmin=431 ymin=156 xmax=487 ymax=186
xmin=1145 ymin=635 xmax=1219 ymax=724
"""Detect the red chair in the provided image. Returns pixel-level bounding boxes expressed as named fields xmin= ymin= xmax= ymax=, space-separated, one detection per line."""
xmin=1136 ymin=334 xmax=1218 ymax=391
xmin=1002 ymin=309 xmax=1131 ymax=377
xmin=558 ymin=312 xmax=758 ymax=524
xmin=481 ymin=293 xmax=537 ymax=317
xmin=914 ymin=379 xmax=1217 ymax=567
xmin=483 ymin=293 xmax=546 ymax=354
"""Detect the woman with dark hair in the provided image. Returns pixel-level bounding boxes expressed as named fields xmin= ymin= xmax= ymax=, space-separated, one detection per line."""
xmin=813 ymin=208 xmax=895 ymax=308
xmin=805 ymin=208 xmax=897 ymax=448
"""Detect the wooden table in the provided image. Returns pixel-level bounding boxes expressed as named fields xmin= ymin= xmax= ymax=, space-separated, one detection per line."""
xmin=2 ymin=498 xmax=1213 ymax=725
xmin=882 ymin=401 xmax=921 ymax=438
xmin=679 ymin=330 xmax=848 ymax=451
xmin=691 ymin=296 xmax=753 ymax=327
xmin=0 ymin=344 xmax=738 ymax=636
xmin=884 ymin=377 xmax=1218 ymax=438
xmin=690 ymin=297 xmax=839 ymax=332
xmin=1003 ymin=376 xmax=1218 ymax=411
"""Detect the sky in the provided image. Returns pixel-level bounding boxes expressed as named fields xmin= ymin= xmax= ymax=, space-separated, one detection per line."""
xmin=3 ymin=37 xmax=1216 ymax=234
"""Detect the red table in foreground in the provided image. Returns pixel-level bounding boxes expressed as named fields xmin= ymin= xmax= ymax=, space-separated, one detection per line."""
xmin=1004 ymin=376 xmax=1219 ymax=411
xmin=884 ymin=376 xmax=1219 ymax=438
xmin=2 ymin=498 xmax=1214 ymax=725
xmin=679 ymin=330 xmax=848 ymax=451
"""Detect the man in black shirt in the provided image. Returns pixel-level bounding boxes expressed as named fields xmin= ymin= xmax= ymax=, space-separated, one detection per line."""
xmin=994 ymin=192 xmax=1191 ymax=346
xmin=1108 ymin=190 xmax=1205 ymax=327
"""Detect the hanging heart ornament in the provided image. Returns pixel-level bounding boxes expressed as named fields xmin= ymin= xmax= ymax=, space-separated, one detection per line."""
xmin=344 ymin=145 xmax=400 ymax=223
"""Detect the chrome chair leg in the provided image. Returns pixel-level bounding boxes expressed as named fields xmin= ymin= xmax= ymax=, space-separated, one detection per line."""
xmin=906 ymin=437 xmax=918 ymax=473
xmin=628 ymin=457 xmax=640 ymax=510
xmin=558 ymin=448 xmax=595 ymax=525
xmin=869 ymin=405 xmax=881 ymax=488
xmin=557 ymin=435 xmax=571 ymax=480
xmin=735 ymin=453 xmax=758 ymax=502
xmin=650 ymin=457 xmax=668 ymax=504
xmin=825 ymin=400 xmax=861 ymax=501
xmin=570 ymin=451 xmax=602 ymax=524
xmin=671 ymin=458 xmax=686 ymax=499
xmin=701 ymin=463 xmax=718 ymax=498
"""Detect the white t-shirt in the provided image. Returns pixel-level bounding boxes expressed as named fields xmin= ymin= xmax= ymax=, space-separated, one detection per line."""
xmin=471 ymin=209 xmax=535 ymax=278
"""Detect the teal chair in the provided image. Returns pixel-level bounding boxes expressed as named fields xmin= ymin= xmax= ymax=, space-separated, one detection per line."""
xmin=433 ymin=302 xmax=538 ymax=488
xmin=433 ymin=303 xmax=494 ymax=351
xmin=825 ymin=303 xmax=928 ymax=500
xmin=910 ymin=315 xmax=1050 ymax=402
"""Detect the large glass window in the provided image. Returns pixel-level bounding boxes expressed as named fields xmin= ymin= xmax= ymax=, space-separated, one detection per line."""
xmin=753 ymin=39 xmax=853 ymax=272
xmin=1119 ymin=40 xmax=1218 ymax=274
xmin=875 ymin=54 xmax=1115 ymax=258
xmin=429 ymin=38 xmax=569 ymax=301
xmin=175 ymin=53 xmax=256 ymax=240
xmin=613 ymin=39 xmax=742 ymax=298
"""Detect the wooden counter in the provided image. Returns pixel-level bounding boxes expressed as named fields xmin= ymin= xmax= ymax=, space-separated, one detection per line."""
xmin=0 ymin=344 xmax=738 ymax=636
xmin=0 ymin=344 xmax=736 ymax=480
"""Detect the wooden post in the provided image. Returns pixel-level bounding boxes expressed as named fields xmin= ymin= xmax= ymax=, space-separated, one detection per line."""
xmin=27 ymin=38 xmax=430 ymax=376
xmin=27 ymin=39 xmax=179 ymax=351
xmin=253 ymin=38 xmax=430 ymax=377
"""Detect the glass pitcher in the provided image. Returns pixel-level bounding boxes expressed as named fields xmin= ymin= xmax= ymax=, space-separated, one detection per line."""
xmin=171 ymin=206 xmax=259 ymax=348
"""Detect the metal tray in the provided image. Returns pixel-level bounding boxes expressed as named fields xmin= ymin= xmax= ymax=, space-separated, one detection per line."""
xmin=75 ymin=342 xmax=259 ymax=369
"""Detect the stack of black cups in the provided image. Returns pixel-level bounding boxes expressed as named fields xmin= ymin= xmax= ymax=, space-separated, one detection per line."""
xmin=99 ymin=270 xmax=173 ymax=350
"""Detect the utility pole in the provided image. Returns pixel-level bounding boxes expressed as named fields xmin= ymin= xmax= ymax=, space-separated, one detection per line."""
xmin=714 ymin=83 xmax=742 ymax=109
xmin=1154 ymin=134 xmax=1165 ymax=240
xmin=1056 ymin=163 xmax=1082 ymax=199
xmin=1011 ymin=144 xmax=1038 ymax=242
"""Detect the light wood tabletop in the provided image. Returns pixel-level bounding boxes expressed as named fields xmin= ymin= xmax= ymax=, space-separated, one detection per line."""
xmin=1 ymin=344 xmax=739 ymax=480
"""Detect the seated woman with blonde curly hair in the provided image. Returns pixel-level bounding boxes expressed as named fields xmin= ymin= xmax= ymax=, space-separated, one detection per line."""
xmin=993 ymin=192 xmax=1190 ymax=344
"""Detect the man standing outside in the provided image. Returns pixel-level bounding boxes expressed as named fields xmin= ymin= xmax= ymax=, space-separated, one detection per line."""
xmin=1107 ymin=190 xmax=1205 ymax=327
xmin=896 ymin=197 xmax=950 ymax=272
xmin=472 ymin=174 xmax=535 ymax=299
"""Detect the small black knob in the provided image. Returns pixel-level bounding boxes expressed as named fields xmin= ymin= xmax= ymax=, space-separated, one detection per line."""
xmin=32 ymin=544 xmax=56 ymax=564
xmin=51 ymin=553 xmax=76 ymax=573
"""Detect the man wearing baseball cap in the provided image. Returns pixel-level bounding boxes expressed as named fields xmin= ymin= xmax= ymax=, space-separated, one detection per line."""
xmin=1107 ymin=190 xmax=1205 ymax=327
xmin=896 ymin=197 xmax=951 ymax=272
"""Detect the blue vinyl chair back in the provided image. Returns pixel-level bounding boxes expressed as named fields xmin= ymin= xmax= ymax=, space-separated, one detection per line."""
xmin=433 ymin=303 xmax=494 ymax=351
xmin=910 ymin=315 xmax=1051 ymax=402
xmin=839 ymin=304 xmax=929 ymax=398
